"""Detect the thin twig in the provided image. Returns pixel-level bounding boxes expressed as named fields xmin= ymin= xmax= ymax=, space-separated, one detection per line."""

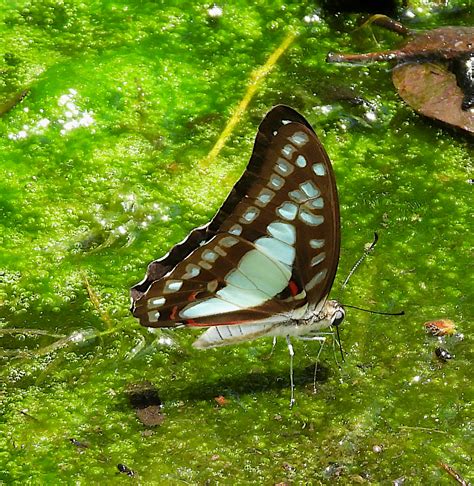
xmin=399 ymin=426 xmax=447 ymax=434
xmin=440 ymin=462 xmax=468 ymax=486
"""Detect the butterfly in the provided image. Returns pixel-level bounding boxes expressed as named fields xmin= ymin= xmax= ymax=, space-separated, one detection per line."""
xmin=130 ymin=105 xmax=345 ymax=400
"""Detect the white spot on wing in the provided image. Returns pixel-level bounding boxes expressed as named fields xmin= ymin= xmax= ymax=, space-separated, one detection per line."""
xmin=202 ymin=250 xmax=218 ymax=262
xmin=199 ymin=261 xmax=212 ymax=270
xmin=228 ymin=224 xmax=242 ymax=236
xmin=274 ymin=158 xmax=294 ymax=176
xmin=241 ymin=206 xmax=259 ymax=223
xmin=237 ymin=248 xmax=290 ymax=296
xmin=281 ymin=144 xmax=296 ymax=159
xmin=310 ymin=239 xmax=325 ymax=249
xmin=225 ymin=269 xmax=258 ymax=290
xmin=310 ymin=252 xmax=326 ymax=267
xmin=214 ymin=245 xmax=228 ymax=257
xmin=277 ymin=201 xmax=298 ymax=220
xmin=221 ymin=236 xmax=239 ymax=247
xmin=289 ymin=131 xmax=309 ymax=147
xmin=313 ymin=163 xmax=326 ymax=176
xmin=305 ymin=268 xmax=328 ymax=291
xmin=256 ymin=188 xmax=275 ymax=207
xmin=295 ymin=155 xmax=307 ymax=167
xmin=269 ymin=174 xmax=284 ymax=189
xmin=300 ymin=180 xmax=320 ymax=198
xmin=217 ymin=286 xmax=269 ymax=307
xmin=183 ymin=264 xmax=200 ymax=279
xmin=149 ymin=297 xmax=166 ymax=308
xmin=289 ymin=189 xmax=306 ymax=203
xmin=307 ymin=197 xmax=324 ymax=209
xmin=148 ymin=310 xmax=160 ymax=322
xmin=299 ymin=210 xmax=324 ymax=226
xmin=164 ymin=280 xmax=183 ymax=293
xmin=267 ymin=221 xmax=296 ymax=245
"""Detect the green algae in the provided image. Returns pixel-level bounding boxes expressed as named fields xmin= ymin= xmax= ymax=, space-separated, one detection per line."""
xmin=1 ymin=1 xmax=473 ymax=484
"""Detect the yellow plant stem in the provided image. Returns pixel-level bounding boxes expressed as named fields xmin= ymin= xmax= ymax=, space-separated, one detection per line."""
xmin=200 ymin=30 xmax=297 ymax=169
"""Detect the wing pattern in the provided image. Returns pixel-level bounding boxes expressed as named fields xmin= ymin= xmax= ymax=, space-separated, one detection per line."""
xmin=131 ymin=105 xmax=340 ymax=331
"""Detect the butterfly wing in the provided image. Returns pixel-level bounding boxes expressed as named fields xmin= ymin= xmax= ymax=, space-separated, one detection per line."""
xmin=131 ymin=105 xmax=340 ymax=333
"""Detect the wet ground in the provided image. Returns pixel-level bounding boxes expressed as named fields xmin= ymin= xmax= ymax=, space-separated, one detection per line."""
xmin=0 ymin=1 xmax=472 ymax=483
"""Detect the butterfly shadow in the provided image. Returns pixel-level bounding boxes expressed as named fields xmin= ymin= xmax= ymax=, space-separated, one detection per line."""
xmin=164 ymin=361 xmax=331 ymax=403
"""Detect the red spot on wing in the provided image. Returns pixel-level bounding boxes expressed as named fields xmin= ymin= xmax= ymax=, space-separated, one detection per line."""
xmin=288 ymin=280 xmax=299 ymax=297
xmin=170 ymin=305 xmax=178 ymax=320
xmin=188 ymin=291 xmax=198 ymax=302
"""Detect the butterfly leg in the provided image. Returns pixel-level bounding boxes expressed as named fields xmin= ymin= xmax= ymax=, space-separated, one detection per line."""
xmin=297 ymin=335 xmax=327 ymax=394
xmin=262 ymin=336 xmax=278 ymax=361
xmin=286 ymin=335 xmax=295 ymax=408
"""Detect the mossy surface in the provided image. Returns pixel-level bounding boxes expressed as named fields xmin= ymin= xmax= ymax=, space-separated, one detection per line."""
xmin=1 ymin=1 xmax=472 ymax=484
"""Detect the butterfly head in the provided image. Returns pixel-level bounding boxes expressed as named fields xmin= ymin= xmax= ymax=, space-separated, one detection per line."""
xmin=326 ymin=299 xmax=345 ymax=328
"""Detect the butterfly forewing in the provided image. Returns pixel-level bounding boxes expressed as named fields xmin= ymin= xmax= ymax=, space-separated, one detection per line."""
xmin=131 ymin=105 xmax=340 ymax=331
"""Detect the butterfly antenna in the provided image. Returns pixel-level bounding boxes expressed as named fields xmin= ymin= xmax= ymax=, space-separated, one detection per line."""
xmin=342 ymin=232 xmax=379 ymax=289
xmin=335 ymin=325 xmax=345 ymax=363
xmin=342 ymin=304 xmax=405 ymax=316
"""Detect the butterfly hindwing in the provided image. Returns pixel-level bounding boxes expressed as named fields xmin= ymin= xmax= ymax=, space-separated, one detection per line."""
xmin=131 ymin=105 xmax=340 ymax=332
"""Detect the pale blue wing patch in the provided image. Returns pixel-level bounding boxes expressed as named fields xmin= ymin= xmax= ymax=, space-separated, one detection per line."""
xmin=299 ymin=210 xmax=324 ymax=226
xmin=277 ymin=201 xmax=298 ymax=220
xmin=305 ymin=269 xmax=328 ymax=291
xmin=288 ymin=131 xmax=309 ymax=147
xmin=255 ymin=237 xmax=295 ymax=266
xmin=312 ymin=163 xmax=326 ymax=176
xmin=180 ymin=298 xmax=242 ymax=319
xmin=178 ymin=245 xmax=292 ymax=320
xmin=310 ymin=239 xmax=325 ymax=249
xmin=267 ymin=221 xmax=296 ymax=245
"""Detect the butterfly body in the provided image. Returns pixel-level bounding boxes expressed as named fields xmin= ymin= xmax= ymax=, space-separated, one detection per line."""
xmin=193 ymin=299 xmax=343 ymax=348
xmin=131 ymin=105 xmax=344 ymax=349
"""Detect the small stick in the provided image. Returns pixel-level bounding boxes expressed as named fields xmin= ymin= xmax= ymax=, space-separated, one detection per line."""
xmin=440 ymin=462 xmax=468 ymax=486
xmin=362 ymin=14 xmax=411 ymax=36
xmin=327 ymin=50 xmax=404 ymax=64
xmin=201 ymin=30 xmax=297 ymax=169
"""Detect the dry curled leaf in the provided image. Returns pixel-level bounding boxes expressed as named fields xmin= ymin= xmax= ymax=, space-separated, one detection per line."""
xmin=327 ymin=17 xmax=474 ymax=134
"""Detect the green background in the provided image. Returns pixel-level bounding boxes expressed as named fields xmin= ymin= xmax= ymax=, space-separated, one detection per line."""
xmin=1 ymin=1 xmax=472 ymax=484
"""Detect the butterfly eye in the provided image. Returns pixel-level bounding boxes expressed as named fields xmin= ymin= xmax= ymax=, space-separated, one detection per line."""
xmin=332 ymin=309 xmax=345 ymax=327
